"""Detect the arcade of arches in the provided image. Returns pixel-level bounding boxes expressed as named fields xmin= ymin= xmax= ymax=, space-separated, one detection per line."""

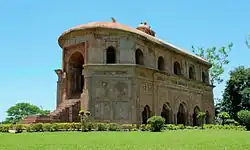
xmin=142 ymin=103 xmax=211 ymax=125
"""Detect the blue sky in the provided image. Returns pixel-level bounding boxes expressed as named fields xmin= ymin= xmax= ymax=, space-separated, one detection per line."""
xmin=0 ymin=0 xmax=249 ymax=121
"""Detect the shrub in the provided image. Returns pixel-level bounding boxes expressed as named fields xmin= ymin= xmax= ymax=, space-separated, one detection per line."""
xmin=108 ymin=123 xmax=121 ymax=131
xmin=25 ymin=124 xmax=32 ymax=132
xmin=147 ymin=116 xmax=165 ymax=132
xmin=62 ymin=123 xmax=71 ymax=131
xmin=87 ymin=122 xmax=96 ymax=131
xmin=42 ymin=123 xmax=53 ymax=132
xmin=203 ymin=124 xmax=246 ymax=131
xmin=51 ymin=123 xmax=59 ymax=131
xmin=177 ymin=124 xmax=185 ymax=129
xmin=165 ymin=124 xmax=179 ymax=130
xmin=121 ymin=124 xmax=134 ymax=131
xmin=70 ymin=122 xmax=81 ymax=131
xmin=218 ymin=112 xmax=230 ymax=125
xmin=31 ymin=123 xmax=43 ymax=132
xmin=97 ymin=123 xmax=108 ymax=131
xmin=237 ymin=110 xmax=250 ymax=130
xmin=225 ymin=119 xmax=239 ymax=126
xmin=14 ymin=124 xmax=24 ymax=133
xmin=0 ymin=124 xmax=12 ymax=132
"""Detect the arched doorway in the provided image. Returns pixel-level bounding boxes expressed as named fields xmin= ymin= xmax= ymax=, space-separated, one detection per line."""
xmin=142 ymin=105 xmax=151 ymax=124
xmin=106 ymin=47 xmax=116 ymax=64
xmin=161 ymin=103 xmax=171 ymax=124
xmin=68 ymin=52 xmax=84 ymax=98
xmin=193 ymin=106 xmax=200 ymax=126
xmin=135 ymin=49 xmax=144 ymax=65
xmin=177 ymin=103 xmax=186 ymax=125
xmin=205 ymin=111 xmax=210 ymax=124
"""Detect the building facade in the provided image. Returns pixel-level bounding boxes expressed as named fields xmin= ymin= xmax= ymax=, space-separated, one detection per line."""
xmin=24 ymin=20 xmax=215 ymax=125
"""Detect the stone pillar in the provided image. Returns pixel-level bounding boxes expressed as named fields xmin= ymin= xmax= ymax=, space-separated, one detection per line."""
xmin=69 ymin=106 xmax=73 ymax=122
xmin=55 ymin=69 xmax=63 ymax=108
xmin=173 ymin=113 xmax=177 ymax=124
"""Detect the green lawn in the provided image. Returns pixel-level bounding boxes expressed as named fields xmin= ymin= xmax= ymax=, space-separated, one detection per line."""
xmin=0 ymin=130 xmax=249 ymax=150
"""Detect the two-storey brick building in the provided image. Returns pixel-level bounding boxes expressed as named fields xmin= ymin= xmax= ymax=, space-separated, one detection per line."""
xmin=24 ymin=19 xmax=214 ymax=125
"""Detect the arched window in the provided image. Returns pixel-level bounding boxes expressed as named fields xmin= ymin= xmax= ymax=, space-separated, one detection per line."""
xmin=158 ymin=56 xmax=164 ymax=71
xmin=202 ymin=71 xmax=208 ymax=83
xmin=189 ymin=66 xmax=195 ymax=80
xmin=106 ymin=47 xmax=116 ymax=64
xmin=135 ymin=49 xmax=144 ymax=65
xmin=174 ymin=61 xmax=181 ymax=75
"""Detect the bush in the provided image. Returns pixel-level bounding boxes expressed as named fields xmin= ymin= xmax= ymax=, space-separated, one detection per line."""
xmin=0 ymin=124 xmax=12 ymax=132
xmin=14 ymin=124 xmax=24 ymax=133
xmin=70 ymin=122 xmax=81 ymax=131
xmin=42 ymin=123 xmax=53 ymax=132
xmin=62 ymin=123 xmax=71 ymax=131
xmin=165 ymin=124 xmax=179 ymax=130
xmin=225 ymin=119 xmax=239 ymax=126
xmin=218 ymin=112 xmax=230 ymax=125
xmin=97 ymin=123 xmax=108 ymax=131
xmin=87 ymin=122 xmax=96 ymax=131
xmin=237 ymin=110 xmax=250 ymax=130
xmin=52 ymin=123 xmax=60 ymax=131
xmin=147 ymin=116 xmax=165 ymax=132
xmin=177 ymin=124 xmax=185 ymax=129
xmin=108 ymin=123 xmax=121 ymax=131
xmin=121 ymin=124 xmax=135 ymax=131
xmin=31 ymin=123 xmax=43 ymax=132
xmin=203 ymin=124 xmax=246 ymax=131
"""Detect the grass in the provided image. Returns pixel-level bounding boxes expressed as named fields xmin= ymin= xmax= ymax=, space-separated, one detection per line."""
xmin=0 ymin=130 xmax=250 ymax=150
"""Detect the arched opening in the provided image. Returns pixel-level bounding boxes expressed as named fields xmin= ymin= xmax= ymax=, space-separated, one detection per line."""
xmin=161 ymin=103 xmax=171 ymax=124
xmin=174 ymin=61 xmax=181 ymax=75
xmin=142 ymin=105 xmax=151 ymax=124
xmin=135 ymin=49 xmax=144 ymax=65
xmin=106 ymin=47 xmax=116 ymax=64
xmin=202 ymin=71 xmax=208 ymax=83
xmin=205 ymin=111 xmax=210 ymax=124
xmin=158 ymin=56 xmax=165 ymax=71
xmin=192 ymin=106 xmax=200 ymax=126
xmin=177 ymin=103 xmax=186 ymax=125
xmin=189 ymin=66 xmax=195 ymax=80
xmin=68 ymin=52 xmax=84 ymax=98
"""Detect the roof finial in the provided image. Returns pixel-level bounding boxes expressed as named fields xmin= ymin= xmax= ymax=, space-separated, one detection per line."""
xmin=111 ymin=17 xmax=116 ymax=23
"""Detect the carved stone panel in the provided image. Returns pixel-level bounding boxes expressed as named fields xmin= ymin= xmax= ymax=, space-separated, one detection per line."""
xmin=113 ymin=101 xmax=129 ymax=120
xmin=140 ymin=81 xmax=153 ymax=94
xmin=158 ymin=87 xmax=168 ymax=102
xmin=113 ymin=82 xmax=129 ymax=100
xmin=95 ymin=80 xmax=110 ymax=99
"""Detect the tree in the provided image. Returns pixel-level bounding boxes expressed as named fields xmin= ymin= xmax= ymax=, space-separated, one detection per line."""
xmin=218 ymin=112 xmax=230 ymax=125
xmin=4 ymin=103 xmax=50 ymax=123
xmin=192 ymin=43 xmax=233 ymax=86
xmin=220 ymin=66 xmax=250 ymax=120
xmin=237 ymin=110 xmax=250 ymax=130
xmin=197 ymin=112 xmax=206 ymax=129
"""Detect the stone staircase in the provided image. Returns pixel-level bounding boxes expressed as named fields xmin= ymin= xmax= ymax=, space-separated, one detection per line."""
xmin=49 ymin=99 xmax=80 ymax=122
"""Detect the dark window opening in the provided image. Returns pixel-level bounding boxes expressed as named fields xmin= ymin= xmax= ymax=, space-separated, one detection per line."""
xmin=106 ymin=47 xmax=116 ymax=64
xmin=158 ymin=56 xmax=165 ymax=71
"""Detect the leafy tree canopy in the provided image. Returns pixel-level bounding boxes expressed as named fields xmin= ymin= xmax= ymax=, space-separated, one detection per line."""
xmin=4 ymin=102 xmax=50 ymax=124
xmin=219 ymin=66 xmax=250 ymax=120
xmin=192 ymin=43 xmax=233 ymax=86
